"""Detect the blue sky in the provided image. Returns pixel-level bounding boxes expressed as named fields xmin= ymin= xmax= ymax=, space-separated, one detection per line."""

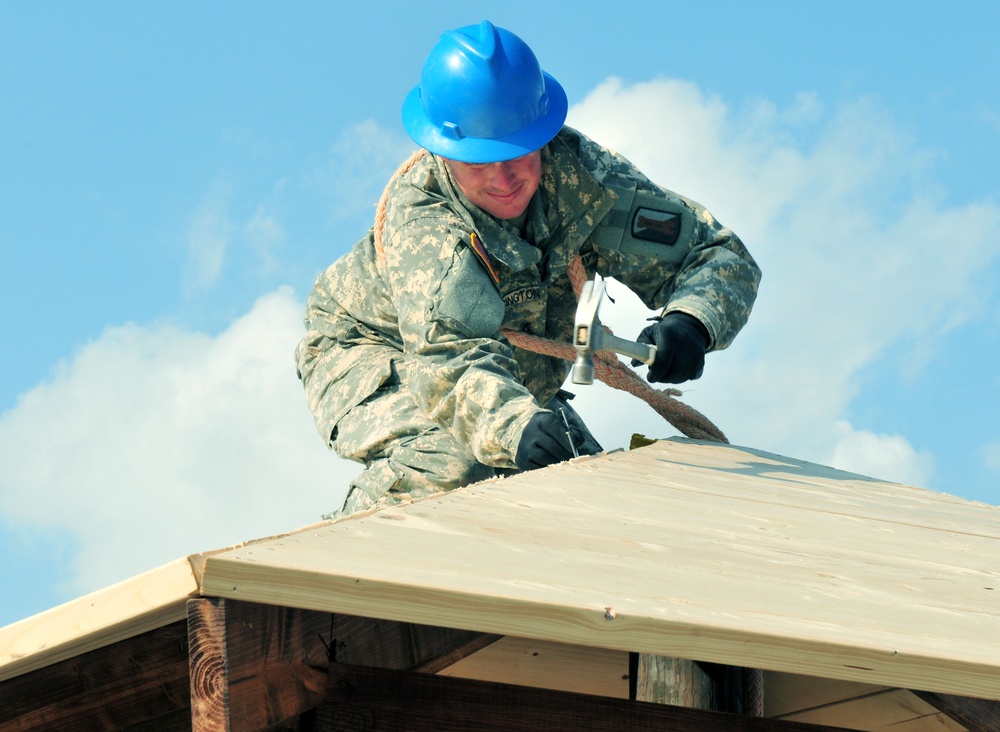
xmin=2 ymin=1 xmax=998 ymax=627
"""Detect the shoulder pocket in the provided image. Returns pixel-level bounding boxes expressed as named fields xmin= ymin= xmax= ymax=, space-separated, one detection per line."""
xmin=592 ymin=182 xmax=694 ymax=264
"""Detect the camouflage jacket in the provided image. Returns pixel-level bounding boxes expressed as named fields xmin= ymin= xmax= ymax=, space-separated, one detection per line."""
xmin=296 ymin=127 xmax=760 ymax=468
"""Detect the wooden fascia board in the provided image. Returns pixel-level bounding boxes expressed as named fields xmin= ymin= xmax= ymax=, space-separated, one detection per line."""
xmin=0 ymin=555 xmax=205 ymax=682
xmin=0 ymin=517 xmax=334 ymax=683
xmin=201 ymin=552 xmax=1000 ymax=702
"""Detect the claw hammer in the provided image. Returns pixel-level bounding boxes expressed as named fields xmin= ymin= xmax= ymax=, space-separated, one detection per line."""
xmin=571 ymin=278 xmax=656 ymax=385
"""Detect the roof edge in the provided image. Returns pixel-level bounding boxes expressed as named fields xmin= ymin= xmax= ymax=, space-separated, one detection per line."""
xmin=0 ymin=555 xmax=202 ymax=682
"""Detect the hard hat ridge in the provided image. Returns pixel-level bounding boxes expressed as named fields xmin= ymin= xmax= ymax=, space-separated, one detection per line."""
xmin=401 ymin=20 xmax=567 ymax=163
xmin=448 ymin=18 xmax=498 ymax=64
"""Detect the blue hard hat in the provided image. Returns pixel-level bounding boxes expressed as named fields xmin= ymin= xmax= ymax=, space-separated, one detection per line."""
xmin=401 ymin=21 xmax=567 ymax=163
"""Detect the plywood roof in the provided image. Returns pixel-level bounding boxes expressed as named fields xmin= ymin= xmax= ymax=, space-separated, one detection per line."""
xmin=200 ymin=439 xmax=1000 ymax=700
xmin=3 ymin=438 xmax=999 ymax=703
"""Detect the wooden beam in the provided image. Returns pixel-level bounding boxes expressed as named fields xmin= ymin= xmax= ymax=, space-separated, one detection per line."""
xmin=186 ymin=605 xmax=500 ymax=731
xmin=314 ymin=662 xmax=854 ymax=732
xmin=187 ymin=598 xmax=330 ymax=731
xmin=442 ymin=637 xmax=630 ymax=698
xmin=0 ymin=620 xmax=190 ymax=732
xmin=330 ymin=613 xmax=500 ymax=672
xmin=912 ymin=690 xmax=1000 ymax=731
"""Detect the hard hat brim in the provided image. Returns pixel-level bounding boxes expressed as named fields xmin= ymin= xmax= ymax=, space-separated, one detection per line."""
xmin=401 ymin=72 xmax=568 ymax=163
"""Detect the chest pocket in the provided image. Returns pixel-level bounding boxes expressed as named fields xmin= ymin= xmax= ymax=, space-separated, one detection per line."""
xmin=590 ymin=181 xmax=695 ymax=273
xmin=435 ymin=247 xmax=506 ymax=339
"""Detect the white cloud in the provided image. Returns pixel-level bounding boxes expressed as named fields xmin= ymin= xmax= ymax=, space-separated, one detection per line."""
xmin=825 ymin=420 xmax=933 ymax=486
xmin=565 ymin=77 xmax=1000 ymax=487
xmin=979 ymin=105 xmax=1000 ymax=135
xmin=984 ymin=442 xmax=1000 ymax=473
xmin=0 ymin=289 xmax=354 ymax=598
xmin=184 ymin=183 xmax=232 ymax=291
xmin=310 ymin=119 xmax=418 ymax=222
xmin=245 ymin=202 xmax=286 ymax=273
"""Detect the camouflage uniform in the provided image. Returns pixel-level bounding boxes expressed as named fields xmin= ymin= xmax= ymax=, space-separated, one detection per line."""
xmin=296 ymin=127 xmax=760 ymax=515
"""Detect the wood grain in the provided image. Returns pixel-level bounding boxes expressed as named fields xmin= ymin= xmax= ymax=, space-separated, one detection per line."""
xmin=201 ymin=439 xmax=1000 ymax=700
xmin=0 ymin=556 xmax=201 ymax=682
xmin=315 ymin=661 xmax=854 ymax=731
xmin=439 ymin=636 xmax=630 ymax=698
xmin=187 ymin=598 xmax=330 ymax=731
xmin=0 ymin=620 xmax=190 ymax=732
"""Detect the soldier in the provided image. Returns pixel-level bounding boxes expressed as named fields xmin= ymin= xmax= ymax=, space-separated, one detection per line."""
xmin=296 ymin=20 xmax=761 ymax=517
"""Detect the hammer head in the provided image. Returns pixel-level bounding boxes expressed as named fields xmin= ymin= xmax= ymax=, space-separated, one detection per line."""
xmin=571 ymin=279 xmax=605 ymax=385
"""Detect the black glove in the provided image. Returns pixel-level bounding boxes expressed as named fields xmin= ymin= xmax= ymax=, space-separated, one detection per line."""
xmin=634 ymin=312 xmax=709 ymax=383
xmin=515 ymin=411 xmax=581 ymax=471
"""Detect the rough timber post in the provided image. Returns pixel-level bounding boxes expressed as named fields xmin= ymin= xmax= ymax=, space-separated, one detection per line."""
xmin=635 ymin=654 xmax=755 ymax=714
xmin=636 ymin=655 xmax=714 ymax=708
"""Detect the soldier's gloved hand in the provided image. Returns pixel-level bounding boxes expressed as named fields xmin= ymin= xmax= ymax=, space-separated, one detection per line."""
xmin=634 ymin=312 xmax=710 ymax=383
xmin=515 ymin=411 xmax=580 ymax=471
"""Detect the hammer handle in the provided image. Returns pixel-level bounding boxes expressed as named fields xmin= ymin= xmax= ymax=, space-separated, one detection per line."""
xmin=599 ymin=332 xmax=657 ymax=366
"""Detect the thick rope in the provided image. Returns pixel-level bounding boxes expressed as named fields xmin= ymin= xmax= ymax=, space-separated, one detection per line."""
xmin=373 ymin=151 xmax=728 ymax=445
xmin=505 ymin=256 xmax=727 ymax=443
xmin=374 ymin=148 xmax=428 ymax=267
xmin=747 ymin=667 xmax=765 ymax=717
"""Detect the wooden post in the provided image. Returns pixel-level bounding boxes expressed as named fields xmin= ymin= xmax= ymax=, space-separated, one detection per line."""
xmin=635 ymin=654 xmax=759 ymax=714
xmin=187 ymin=598 xmax=330 ymax=731
xmin=636 ymin=655 xmax=714 ymax=708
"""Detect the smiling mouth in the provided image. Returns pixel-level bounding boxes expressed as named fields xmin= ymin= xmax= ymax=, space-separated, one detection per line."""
xmin=489 ymin=187 xmax=522 ymax=202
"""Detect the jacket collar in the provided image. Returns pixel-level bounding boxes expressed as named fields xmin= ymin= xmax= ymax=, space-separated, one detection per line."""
xmin=428 ymin=131 xmax=618 ymax=275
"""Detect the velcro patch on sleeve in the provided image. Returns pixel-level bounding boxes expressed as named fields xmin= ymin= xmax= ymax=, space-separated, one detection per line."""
xmin=632 ymin=207 xmax=681 ymax=246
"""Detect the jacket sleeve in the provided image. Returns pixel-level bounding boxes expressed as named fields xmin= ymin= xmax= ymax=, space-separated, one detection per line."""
xmin=580 ymin=142 xmax=761 ymax=350
xmin=384 ymin=219 xmax=545 ymax=467
xmin=612 ymin=197 xmax=760 ymax=351
xmin=294 ymin=232 xmax=398 ymax=446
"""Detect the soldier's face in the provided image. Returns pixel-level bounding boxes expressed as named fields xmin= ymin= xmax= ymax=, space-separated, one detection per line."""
xmin=445 ymin=151 xmax=542 ymax=220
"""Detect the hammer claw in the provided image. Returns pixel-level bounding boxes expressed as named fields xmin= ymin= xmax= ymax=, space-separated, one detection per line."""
xmin=571 ymin=277 xmax=657 ymax=385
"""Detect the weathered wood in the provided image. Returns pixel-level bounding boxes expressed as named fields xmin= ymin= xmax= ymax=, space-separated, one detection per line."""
xmin=636 ymin=654 xmax=760 ymax=715
xmin=187 ymin=598 xmax=330 ymax=732
xmin=0 ymin=620 xmax=190 ymax=732
xmin=314 ymin=661 xmax=854 ymax=731
xmin=187 ymin=598 xmax=228 ymax=730
xmin=636 ymin=654 xmax=713 ymax=708
xmin=913 ymin=690 xmax=1000 ymax=731
xmin=0 ymin=556 xmax=201 ymax=683
xmin=330 ymin=613 xmax=498 ymax=672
